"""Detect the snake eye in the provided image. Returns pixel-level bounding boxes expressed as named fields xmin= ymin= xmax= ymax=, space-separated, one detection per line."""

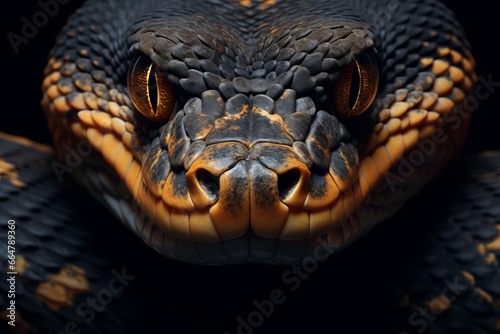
xmin=333 ymin=50 xmax=379 ymax=118
xmin=127 ymin=53 xmax=174 ymax=122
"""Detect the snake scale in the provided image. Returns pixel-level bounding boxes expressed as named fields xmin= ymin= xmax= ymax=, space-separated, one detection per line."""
xmin=1 ymin=0 xmax=499 ymax=333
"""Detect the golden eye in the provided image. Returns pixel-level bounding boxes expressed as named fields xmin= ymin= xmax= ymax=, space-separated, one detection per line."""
xmin=127 ymin=53 xmax=174 ymax=122
xmin=333 ymin=50 xmax=379 ymax=118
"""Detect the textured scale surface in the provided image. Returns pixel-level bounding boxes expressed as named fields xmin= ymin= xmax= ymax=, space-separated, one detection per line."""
xmin=39 ymin=0 xmax=477 ymax=264
xmin=1 ymin=0 xmax=499 ymax=332
xmin=0 ymin=135 xmax=145 ymax=333
xmin=1 ymin=136 xmax=499 ymax=333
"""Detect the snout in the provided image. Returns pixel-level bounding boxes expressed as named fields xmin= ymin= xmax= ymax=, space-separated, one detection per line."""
xmin=186 ymin=142 xmax=312 ymax=239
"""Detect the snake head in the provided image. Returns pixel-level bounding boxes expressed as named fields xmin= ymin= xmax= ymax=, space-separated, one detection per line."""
xmin=41 ymin=0 xmax=477 ymax=264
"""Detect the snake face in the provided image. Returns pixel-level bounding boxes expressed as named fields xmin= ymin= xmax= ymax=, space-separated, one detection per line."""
xmin=41 ymin=0 xmax=477 ymax=264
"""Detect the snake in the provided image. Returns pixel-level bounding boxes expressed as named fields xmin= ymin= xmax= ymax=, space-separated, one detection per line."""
xmin=1 ymin=0 xmax=499 ymax=332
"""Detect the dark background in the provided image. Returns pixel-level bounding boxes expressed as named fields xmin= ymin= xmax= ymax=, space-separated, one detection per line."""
xmin=1 ymin=0 xmax=499 ymax=150
xmin=1 ymin=1 xmax=499 ymax=334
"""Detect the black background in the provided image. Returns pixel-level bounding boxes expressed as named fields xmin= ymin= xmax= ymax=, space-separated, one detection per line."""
xmin=1 ymin=1 xmax=499 ymax=334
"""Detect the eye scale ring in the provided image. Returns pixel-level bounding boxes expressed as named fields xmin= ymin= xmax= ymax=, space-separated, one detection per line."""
xmin=333 ymin=50 xmax=379 ymax=118
xmin=127 ymin=53 xmax=174 ymax=122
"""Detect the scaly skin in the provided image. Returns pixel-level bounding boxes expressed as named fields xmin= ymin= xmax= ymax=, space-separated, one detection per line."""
xmin=40 ymin=0 xmax=476 ymax=264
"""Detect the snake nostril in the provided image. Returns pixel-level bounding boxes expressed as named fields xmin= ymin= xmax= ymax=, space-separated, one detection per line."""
xmin=196 ymin=169 xmax=220 ymax=200
xmin=278 ymin=168 xmax=301 ymax=201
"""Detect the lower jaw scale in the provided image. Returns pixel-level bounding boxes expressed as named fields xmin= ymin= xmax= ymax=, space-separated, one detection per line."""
xmin=142 ymin=223 xmax=351 ymax=265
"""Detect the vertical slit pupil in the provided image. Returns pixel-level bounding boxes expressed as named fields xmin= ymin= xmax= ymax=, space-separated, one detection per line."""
xmin=348 ymin=65 xmax=360 ymax=110
xmin=148 ymin=66 xmax=158 ymax=113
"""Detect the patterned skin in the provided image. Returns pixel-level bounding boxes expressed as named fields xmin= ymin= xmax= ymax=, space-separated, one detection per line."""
xmin=41 ymin=0 xmax=475 ymax=264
